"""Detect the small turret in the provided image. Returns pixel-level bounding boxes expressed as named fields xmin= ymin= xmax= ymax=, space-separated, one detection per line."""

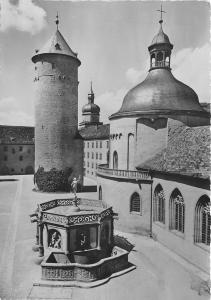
xmin=80 ymin=82 xmax=102 ymax=127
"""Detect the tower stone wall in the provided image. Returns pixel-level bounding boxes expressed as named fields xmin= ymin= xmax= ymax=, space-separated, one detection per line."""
xmin=33 ymin=51 xmax=83 ymax=185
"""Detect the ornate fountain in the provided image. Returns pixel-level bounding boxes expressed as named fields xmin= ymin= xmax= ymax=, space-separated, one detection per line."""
xmin=30 ymin=195 xmax=134 ymax=286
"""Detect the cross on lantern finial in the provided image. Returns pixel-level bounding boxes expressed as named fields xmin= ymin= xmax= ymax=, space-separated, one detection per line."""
xmin=55 ymin=12 xmax=59 ymax=30
xmin=157 ymin=4 xmax=166 ymax=24
xmin=90 ymin=81 xmax=93 ymax=94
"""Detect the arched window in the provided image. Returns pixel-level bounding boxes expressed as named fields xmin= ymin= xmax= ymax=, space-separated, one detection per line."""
xmin=169 ymin=188 xmax=185 ymax=233
xmin=113 ymin=151 xmax=118 ymax=169
xmin=153 ymin=184 xmax=165 ymax=223
xmin=130 ymin=192 xmax=141 ymax=214
xmin=194 ymin=195 xmax=210 ymax=246
xmin=99 ymin=186 xmax=102 ymax=201
xmin=151 ymin=54 xmax=155 ymax=67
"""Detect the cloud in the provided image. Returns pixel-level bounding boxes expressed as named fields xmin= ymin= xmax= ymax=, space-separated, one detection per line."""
xmin=96 ymin=88 xmax=128 ymax=123
xmin=172 ymin=43 xmax=210 ymax=102
xmin=125 ymin=60 xmax=148 ymax=86
xmin=0 ymin=0 xmax=47 ymax=34
xmin=0 ymin=97 xmax=34 ymax=125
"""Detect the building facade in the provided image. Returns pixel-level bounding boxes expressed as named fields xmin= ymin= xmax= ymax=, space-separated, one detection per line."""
xmin=0 ymin=126 xmax=34 ymax=175
xmin=80 ymin=124 xmax=110 ymax=179
xmin=96 ymin=15 xmax=210 ymax=273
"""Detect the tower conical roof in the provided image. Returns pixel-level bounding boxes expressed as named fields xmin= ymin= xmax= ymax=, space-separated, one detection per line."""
xmin=32 ymin=29 xmax=80 ymax=64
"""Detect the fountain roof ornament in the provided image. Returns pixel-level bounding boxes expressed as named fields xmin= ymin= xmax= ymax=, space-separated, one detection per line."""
xmin=109 ymin=6 xmax=209 ymax=126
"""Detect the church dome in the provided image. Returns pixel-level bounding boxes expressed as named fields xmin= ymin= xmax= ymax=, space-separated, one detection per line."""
xmin=82 ymin=103 xmax=100 ymax=114
xmin=111 ymin=68 xmax=205 ymax=117
xmin=109 ymin=18 xmax=209 ymax=126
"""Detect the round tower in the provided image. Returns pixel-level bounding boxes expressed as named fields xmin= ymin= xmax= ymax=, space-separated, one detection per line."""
xmin=32 ymin=15 xmax=83 ymax=190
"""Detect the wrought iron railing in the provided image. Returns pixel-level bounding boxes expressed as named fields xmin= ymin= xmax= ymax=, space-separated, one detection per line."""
xmin=97 ymin=164 xmax=151 ymax=180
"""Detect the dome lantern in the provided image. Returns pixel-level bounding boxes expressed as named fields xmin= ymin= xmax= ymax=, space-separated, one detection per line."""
xmin=148 ymin=6 xmax=173 ymax=71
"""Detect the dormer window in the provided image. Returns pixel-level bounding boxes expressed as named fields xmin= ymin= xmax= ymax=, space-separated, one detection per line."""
xmin=55 ymin=43 xmax=61 ymax=50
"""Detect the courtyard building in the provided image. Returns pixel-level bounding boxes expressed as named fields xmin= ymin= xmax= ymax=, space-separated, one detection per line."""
xmin=0 ymin=125 xmax=34 ymax=175
xmin=96 ymin=15 xmax=210 ymax=273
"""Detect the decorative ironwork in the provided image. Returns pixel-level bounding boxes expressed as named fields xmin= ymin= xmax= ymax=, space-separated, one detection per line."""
xmin=43 ymin=213 xmax=68 ymax=225
xmin=68 ymin=214 xmax=98 ymax=225
xmin=40 ymin=200 xmax=57 ymax=211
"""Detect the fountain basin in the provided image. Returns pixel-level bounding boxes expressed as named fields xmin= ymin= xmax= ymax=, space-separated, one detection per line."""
xmin=41 ymin=246 xmax=129 ymax=282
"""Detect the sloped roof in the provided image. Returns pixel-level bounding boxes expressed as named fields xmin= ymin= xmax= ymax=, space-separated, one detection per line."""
xmin=79 ymin=124 xmax=110 ymax=140
xmin=32 ymin=29 xmax=80 ymax=64
xmin=0 ymin=126 xmax=34 ymax=144
xmin=137 ymin=121 xmax=210 ymax=179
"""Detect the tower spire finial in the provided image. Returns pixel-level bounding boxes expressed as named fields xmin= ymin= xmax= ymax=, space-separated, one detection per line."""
xmin=157 ymin=4 xmax=166 ymax=24
xmin=90 ymin=81 xmax=93 ymax=94
xmin=55 ymin=12 xmax=59 ymax=30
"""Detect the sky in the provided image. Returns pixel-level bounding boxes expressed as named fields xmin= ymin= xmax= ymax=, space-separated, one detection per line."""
xmin=0 ymin=0 xmax=210 ymax=126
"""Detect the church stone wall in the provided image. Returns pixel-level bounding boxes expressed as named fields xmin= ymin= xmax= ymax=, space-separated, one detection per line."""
xmin=109 ymin=118 xmax=136 ymax=170
xmin=97 ymin=175 xmax=151 ymax=235
xmin=33 ymin=54 xmax=83 ymax=180
xmin=152 ymin=177 xmax=210 ymax=273
xmin=135 ymin=120 xmax=168 ymax=167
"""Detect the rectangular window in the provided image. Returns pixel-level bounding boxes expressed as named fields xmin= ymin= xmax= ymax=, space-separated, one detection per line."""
xmin=87 ymin=162 xmax=89 ymax=167
xmin=19 ymin=146 xmax=23 ymax=151
xmin=87 ymin=142 xmax=89 ymax=148
xmin=92 ymin=152 xmax=94 ymax=159
xmin=4 ymin=146 xmax=8 ymax=152
xmin=4 ymin=156 xmax=7 ymax=161
xmin=96 ymin=141 xmax=98 ymax=148
xmin=92 ymin=142 xmax=94 ymax=148
xmin=19 ymin=156 xmax=23 ymax=161
xmin=27 ymin=149 xmax=31 ymax=154
xmin=12 ymin=148 xmax=15 ymax=154
xmin=87 ymin=152 xmax=89 ymax=158
xmin=96 ymin=153 xmax=98 ymax=159
xmin=100 ymin=141 xmax=102 ymax=148
xmin=107 ymin=141 xmax=109 ymax=148
xmin=99 ymin=153 xmax=102 ymax=160
xmin=92 ymin=163 xmax=94 ymax=168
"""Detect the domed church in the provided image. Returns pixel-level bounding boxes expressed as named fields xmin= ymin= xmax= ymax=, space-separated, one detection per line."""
xmin=97 ymin=12 xmax=210 ymax=273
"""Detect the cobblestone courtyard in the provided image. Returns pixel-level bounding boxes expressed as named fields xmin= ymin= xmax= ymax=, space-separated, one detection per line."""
xmin=0 ymin=175 xmax=209 ymax=300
